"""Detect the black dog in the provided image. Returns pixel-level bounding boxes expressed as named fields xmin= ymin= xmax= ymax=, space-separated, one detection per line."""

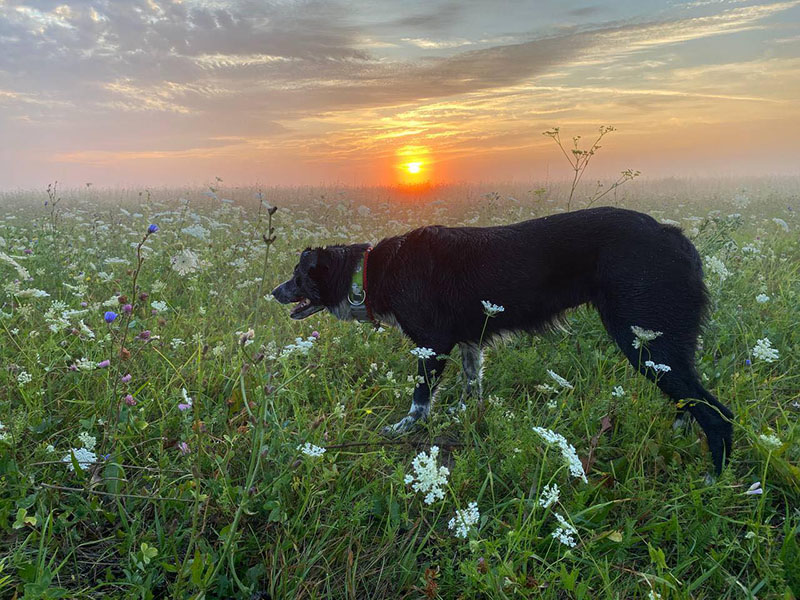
xmin=272 ymin=206 xmax=733 ymax=474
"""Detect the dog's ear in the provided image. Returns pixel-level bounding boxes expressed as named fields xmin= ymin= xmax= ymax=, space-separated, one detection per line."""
xmin=300 ymin=248 xmax=319 ymax=270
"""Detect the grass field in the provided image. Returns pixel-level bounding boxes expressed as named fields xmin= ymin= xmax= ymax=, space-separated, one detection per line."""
xmin=0 ymin=178 xmax=798 ymax=599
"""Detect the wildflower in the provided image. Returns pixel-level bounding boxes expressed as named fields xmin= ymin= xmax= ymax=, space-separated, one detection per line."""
xmin=611 ymin=385 xmax=625 ymax=398
xmin=122 ymin=303 xmax=133 ymax=314
xmin=178 ymin=441 xmax=190 ymax=455
xmin=704 ymin=255 xmax=730 ymax=281
xmin=410 ymin=347 xmax=436 ymax=360
xmin=759 ymin=433 xmax=782 ymax=449
xmin=631 ymin=325 xmax=663 ymax=349
xmin=744 ymin=481 xmax=763 ymax=496
xmin=644 ymin=360 xmax=671 ymax=373
xmin=78 ymin=431 xmax=97 ymax=451
xmin=104 ymin=311 xmax=118 ymax=324
xmin=124 ymin=394 xmax=137 ymax=406
xmin=532 ymin=427 xmax=587 ymax=483
xmin=62 ymin=447 xmax=97 ymax=471
xmin=171 ymin=249 xmax=201 ymax=276
xmin=311 ymin=330 xmax=320 ymax=339
xmin=282 ymin=336 xmax=315 ymax=356
xmin=75 ymin=358 xmax=97 ymax=371
xmin=121 ymin=373 xmax=132 ymax=383
xmin=178 ymin=388 xmax=193 ymax=411
xmin=147 ymin=224 xmax=159 ymax=234
xmin=404 ymin=446 xmax=450 ymax=504
xmin=181 ymin=223 xmax=209 ymax=240
xmin=481 ymin=300 xmax=505 ymax=316
xmin=17 ymin=371 xmax=32 ymax=386
xmin=297 ymin=442 xmax=326 ymax=458
xmin=752 ymin=338 xmax=779 ymax=363
xmin=151 ymin=300 xmax=168 ymax=313
xmin=551 ymin=512 xmax=578 ymax=547
xmin=97 ymin=359 xmax=110 ymax=369
xmin=538 ymin=483 xmax=560 ymax=509
xmin=755 ymin=293 xmax=770 ymax=304
xmin=137 ymin=330 xmax=152 ymax=340
xmin=772 ymin=218 xmax=789 ymax=232
xmin=448 ymin=502 xmax=480 ymax=539
xmin=547 ymin=369 xmax=574 ymax=390
xmin=45 ymin=444 xmax=55 ymax=453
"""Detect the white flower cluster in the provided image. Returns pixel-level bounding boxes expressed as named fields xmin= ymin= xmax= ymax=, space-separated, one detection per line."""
xmin=404 ymin=446 xmax=450 ymax=504
xmin=17 ymin=371 xmax=32 ymax=386
xmin=171 ymin=249 xmax=202 ymax=276
xmin=481 ymin=300 xmax=505 ymax=316
xmin=551 ymin=512 xmax=577 ymax=547
xmin=77 ymin=431 xmax=97 ymax=452
xmin=151 ymin=300 xmax=169 ymax=313
xmin=538 ymin=483 xmax=560 ymax=509
xmin=410 ymin=347 xmax=436 ymax=360
xmin=644 ymin=360 xmax=671 ymax=373
xmin=704 ymin=255 xmax=730 ymax=281
xmin=758 ymin=433 xmax=782 ymax=449
xmin=447 ymin=502 xmax=480 ymax=538
xmin=62 ymin=447 xmax=97 ymax=471
xmin=283 ymin=336 xmax=315 ymax=356
xmin=181 ymin=223 xmax=210 ymax=240
xmin=755 ymin=293 xmax=770 ymax=304
xmin=631 ymin=325 xmax=663 ymax=349
xmin=752 ymin=337 xmax=779 ymax=363
xmin=297 ymin=442 xmax=326 ymax=458
xmin=547 ymin=370 xmax=573 ymax=390
xmin=532 ymin=427 xmax=587 ymax=483
xmin=611 ymin=385 xmax=625 ymax=398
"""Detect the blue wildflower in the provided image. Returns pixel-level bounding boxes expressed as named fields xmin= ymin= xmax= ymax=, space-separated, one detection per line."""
xmin=147 ymin=224 xmax=159 ymax=234
xmin=745 ymin=359 xmax=752 ymax=366
xmin=104 ymin=311 xmax=118 ymax=323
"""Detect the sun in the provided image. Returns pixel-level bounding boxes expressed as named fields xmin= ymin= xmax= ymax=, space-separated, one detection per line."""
xmin=405 ymin=162 xmax=422 ymax=174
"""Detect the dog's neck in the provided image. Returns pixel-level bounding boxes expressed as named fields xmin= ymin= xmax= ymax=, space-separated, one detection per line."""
xmin=329 ymin=245 xmax=377 ymax=325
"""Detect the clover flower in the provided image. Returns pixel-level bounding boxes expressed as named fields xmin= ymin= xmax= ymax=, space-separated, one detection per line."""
xmin=481 ymin=300 xmax=505 ymax=316
xmin=631 ymin=325 xmax=663 ymax=349
xmin=410 ymin=347 xmax=436 ymax=360
xmin=404 ymin=446 xmax=450 ymax=504
xmin=538 ymin=483 xmax=560 ymax=509
xmin=752 ymin=337 xmax=779 ymax=363
xmin=532 ymin=427 xmax=587 ymax=482
xmin=448 ymin=502 xmax=480 ymax=538
xmin=547 ymin=369 xmax=574 ymax=390
xmin=551 ymin=512 xmax=578 ymax=547
xmin=297 ymin=442 xmax=326 ymax=458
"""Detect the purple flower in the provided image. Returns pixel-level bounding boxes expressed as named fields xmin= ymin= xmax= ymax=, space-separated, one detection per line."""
xmin=97 ymin=359 xmax=110 ymax=368
xmin=138 ymin=330 xmax=151 ymax=341
xmin=122 ymin=303 xmax=133 ymax=314
xmin=124 ymin=394 xmax=137 ymax=406
xmin=104 ymin=311 xmax=118 ymax=323
xmin=121 ymin=373 xmax=132 ymax=383
xmin=311 ymin=331 xmax=320 ymax=339
xmin=148 ymin=224 xmax=159 ymax=234
xmin=24 ymin=248 xmax=32 ymax=255
xmin=178 ymin=441 xmax=190 ymax=455
xmin=80 ymin=301 xmax=88 ymax=308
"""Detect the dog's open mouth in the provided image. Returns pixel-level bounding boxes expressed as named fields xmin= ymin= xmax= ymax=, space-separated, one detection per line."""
xmin=290 ymin=297 xmax=324 ymax=320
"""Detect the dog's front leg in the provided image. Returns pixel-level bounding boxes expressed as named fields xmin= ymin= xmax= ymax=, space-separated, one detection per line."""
xmin=381 ymin=355 xmax=447 ymax=436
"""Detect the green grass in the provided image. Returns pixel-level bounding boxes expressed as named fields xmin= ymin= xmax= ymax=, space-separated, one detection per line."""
xmin=0 ymin=179 xmax=798 ymax=599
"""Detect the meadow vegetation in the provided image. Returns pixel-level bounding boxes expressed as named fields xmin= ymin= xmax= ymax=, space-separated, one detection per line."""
xmin=0 ymin=177 xmax=798 ymax=598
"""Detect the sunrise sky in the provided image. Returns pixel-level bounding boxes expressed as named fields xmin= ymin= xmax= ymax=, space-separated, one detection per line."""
xmin=1 ymin=0 xmax=799 ymax=188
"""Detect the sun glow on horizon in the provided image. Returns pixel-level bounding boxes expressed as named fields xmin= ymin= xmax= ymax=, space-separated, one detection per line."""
xmin=396 ymin=145 xmax=431 ymax=184
xmin=405 ymin=161 xmax=422 ymax=174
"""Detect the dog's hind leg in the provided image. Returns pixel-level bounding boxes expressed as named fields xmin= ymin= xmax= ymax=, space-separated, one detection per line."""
xmin=460 ymin=342 xmax=483 ymax=400
xmin=382 ymin=354 xmax=449 ymax=436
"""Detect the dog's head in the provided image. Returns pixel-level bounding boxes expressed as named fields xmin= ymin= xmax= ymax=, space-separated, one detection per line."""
xmin=272 ymin=245 xmax=365 ymax=320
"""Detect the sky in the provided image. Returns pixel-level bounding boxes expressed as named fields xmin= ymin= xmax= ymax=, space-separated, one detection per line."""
xmin=1 ymin=0 xmax=799 ymax=188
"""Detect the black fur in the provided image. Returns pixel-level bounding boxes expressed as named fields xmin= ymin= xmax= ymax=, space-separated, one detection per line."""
xmin=272 ymin=207 xmax=734 ymax=475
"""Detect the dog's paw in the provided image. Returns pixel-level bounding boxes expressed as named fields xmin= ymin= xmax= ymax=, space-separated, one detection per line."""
xmin=381 ymin=415 xmax=420 ymax=437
